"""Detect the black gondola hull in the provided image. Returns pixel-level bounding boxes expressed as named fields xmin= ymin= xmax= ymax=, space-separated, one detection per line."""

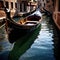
xmin=6 ymin=19 xmax=41 ymax=43
xmin=5 ymin=9 xmax=42 ymax=43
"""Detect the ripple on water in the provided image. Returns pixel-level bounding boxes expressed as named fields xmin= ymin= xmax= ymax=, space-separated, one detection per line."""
xmin=0 ymin=26 xmax=14 ymax=53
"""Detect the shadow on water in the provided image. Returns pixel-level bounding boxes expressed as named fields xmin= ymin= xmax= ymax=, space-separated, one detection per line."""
xmin=46 ymin=16 xmax=60 ymax=60
xmin=51 ymin=19 xmax=60 ymax=60
xmin=8 ymin=25 xmax=41 ymax=60
xmin=53 ymin=28 xmax=60 ymax=60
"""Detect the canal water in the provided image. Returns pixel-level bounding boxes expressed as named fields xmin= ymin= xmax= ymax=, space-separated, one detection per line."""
xmin=19 ymin=16 xmax=55 ymax=60
xmin=0 ymin=16 xmax=59 ymax=60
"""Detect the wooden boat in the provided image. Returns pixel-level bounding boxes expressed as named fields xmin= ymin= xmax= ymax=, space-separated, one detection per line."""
xmin=5 ymin=9 xmax=42 ymax=43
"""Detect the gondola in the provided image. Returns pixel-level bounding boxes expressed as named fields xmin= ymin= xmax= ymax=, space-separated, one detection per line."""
xmin=5 ymin=8 xmax=42 ymax=43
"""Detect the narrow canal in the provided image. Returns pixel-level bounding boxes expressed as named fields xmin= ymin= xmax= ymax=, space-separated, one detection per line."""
xmin=19 ymin=16 xmax=55 ymax=60
xmin=0 ymin=16 xmax=59 ymax=60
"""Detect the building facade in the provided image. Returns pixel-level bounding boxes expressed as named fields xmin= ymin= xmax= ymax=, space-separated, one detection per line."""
xmin=0 ymin=0 xmax=17 ymax=17
xmin=37 ymin=0 xmax=46 ymax=12
xmin=27 ymin=0 xmax=37 ymax=12
xmin=0 ymin=0 xmax=37 ymax=17
xmin=17 ymin=0 xmax=37 ymax=15
xmin=45 ymin=0 xmax=53 ymax=13
xmin=38 ymin=0 xmax=46 ymax=9
xmin=53 ymin=0 xmax=60 ymax=30
xmin=38 ymin=0 xmax=53 ymax=13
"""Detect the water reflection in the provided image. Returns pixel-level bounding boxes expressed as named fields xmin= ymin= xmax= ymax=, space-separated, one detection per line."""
xmin=0 ymin=26 xmax=14 ymax=60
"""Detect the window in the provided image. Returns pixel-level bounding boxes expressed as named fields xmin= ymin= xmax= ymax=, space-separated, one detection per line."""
xmin=24 ymin=3 xmax=26 ymax=12
xmin=20 ymin=3 xmax=22 ymax=12
xmin=46 ymin=0 xmax=50 ymax=3
xmin=6 ymin=2 xmax=9 ymax=8
xmin=15 ymin=3 xmax=17 ymax=8
xmin=0 ymin=1 xmax=4 ymax=8
xmin=44 ymin=3 xmax=45 ymax=7
xmin=58 ymin=0 xmax=60 ymax=11
xmin=11 ymin=2 xmax=13 ymax=9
